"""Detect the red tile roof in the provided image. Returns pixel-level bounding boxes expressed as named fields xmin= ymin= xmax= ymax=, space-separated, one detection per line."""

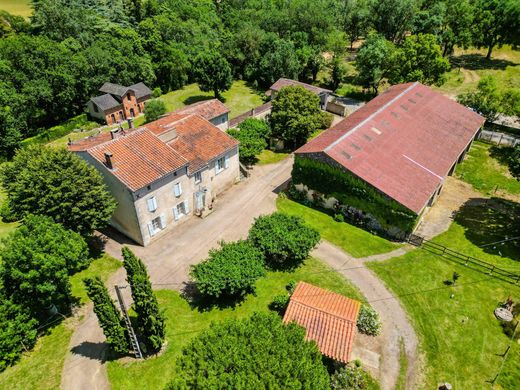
xmin=69 ymin=111 xmax=238 ymax=190
xmin=269 ymin=78 xmax=332 ymax=95
xmin=174 ymin=99 xmax=229 ymax=121
xmin=88 ymin=129 xmax=188 ymax=191
xmin=295 ymin=82 xmax=485 ymax=213
xmin=283 ymin=282 xmax=361 ymax=363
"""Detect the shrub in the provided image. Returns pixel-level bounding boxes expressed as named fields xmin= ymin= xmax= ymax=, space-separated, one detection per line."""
xmin=357 ymin=305 xmax=382 ymax=336
xmin=334 ymin=213 xmax=345 ymax=222
xmin=509 ymin=145 xmax=520 ymax=180
xmin=331 ymin=362 xmax=380 ymax=390
xmin=167 ymin=312 xmax=330 ymax=389
xmin=144 ymin=99 xmax=167 ymax=123
xmin=190 ymin=240 xmax=266 ymax=298
xmin=269 ymin=294 xmax=290 ymax=314
xmin=228 ymin=126 xmax=267 ymax=165
xmin=152 ymin=87 xmax=162 ymax=98
xmin=0 ymin=299 xmax=38 ymax=372
xmin=238 ymin=118 xmax=271 ymax=140
xmin=286 ymin=280 xmax=297 ymax=294
xmin=83 ymin=277 xmax=129 ymax=355
xmin=122 ymin=247 xmax=166 ymax=352
xmin=248 ymin=212 xmax=320 ymax=270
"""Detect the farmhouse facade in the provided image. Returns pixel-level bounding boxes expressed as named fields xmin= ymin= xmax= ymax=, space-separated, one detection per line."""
xmin=87 ymin=82 xmax=152 ymax=125
xmin=293 ymin=82 xmax=485 ymax=233
xmin=69 ymin=106 xmax=239 ymax=246
xmin=174 ymin=99 xmax=230 ymax=130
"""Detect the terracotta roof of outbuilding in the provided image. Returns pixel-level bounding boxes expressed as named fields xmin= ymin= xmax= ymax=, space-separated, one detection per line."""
xmin=269 ymin=78 xmax=332 ymax=95
xmin=174 ymin=99 xmax=230 ymax=121
xmin=87 ymin=129 xmax=188 ymax=191
xmin=283 ymin=282 xmax=361 ymax=363
xmin=91 ymin=94 xmax=121 ymax=111
xmin=295 ymin=82 xmax=485 ymax=214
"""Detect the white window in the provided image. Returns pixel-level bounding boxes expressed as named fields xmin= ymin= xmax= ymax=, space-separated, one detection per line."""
xmin=147 ymin=214 xmax=166 ymax=237
xmin=173 ymin=200 xmax=189 ymax=221
xmin=216 ymin=155 xmax=228 ymax=174
xmin=173 ymin=182 xmax=182 ymax=197
xmin=194 ymin=171 xmax=202 ymax=184
xmin=147 ymin=196 xmax=158 ymax=212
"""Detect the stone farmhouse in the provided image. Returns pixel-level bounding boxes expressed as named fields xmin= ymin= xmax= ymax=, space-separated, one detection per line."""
xmin=174 ymin=99 xmax=230 ymax=131
xmin=293 ymin=82 xmax=485 ymax=235
xmin=69 ymin=104 xmax=240 ymax=246
xmin=87 ymin=82 xmax=152 ymax=125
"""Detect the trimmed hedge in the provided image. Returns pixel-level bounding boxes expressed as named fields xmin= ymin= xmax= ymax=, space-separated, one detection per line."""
xmin=292 ymin=156 xmax=417 ymax=232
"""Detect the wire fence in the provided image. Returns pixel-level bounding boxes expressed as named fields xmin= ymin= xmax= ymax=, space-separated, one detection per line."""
xmin=478 ymin=129 xmax=520 ymax=147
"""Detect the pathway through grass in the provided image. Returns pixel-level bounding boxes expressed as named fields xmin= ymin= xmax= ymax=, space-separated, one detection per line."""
xmin=0 ymin=0 xmax=32 ymax=17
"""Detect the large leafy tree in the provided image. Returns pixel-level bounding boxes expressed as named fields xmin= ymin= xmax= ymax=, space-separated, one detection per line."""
xmin=270 ymin=86 xmax=332 ymax=147
xmin=167 ymin=312 xmax=330 ymax=389
xmin=0 ymin=299 xmax=38 ymax=372
xmin=248 ymin=212 xmax=320 ymax=270
xmin=355 ymin=34 xmax=397 ymax=94
xmin=83 ymin=277 xmax=129 ymax=355
xmin=144 ymin=99 xmax=167 ymax=123
xmin=228 ymin=119 xmax=269 ymax=165
xmin=472 ymin=0 xmax=520 ymax=59
xmin=193 ymin=50 xmax=233 ymax=98
xmin=256 ymin=34 xmax=301 ymax=86
xmin=457 ymin=76 xmax=502 ymax=120
xmin=122 ymin=247 xmax=165 ymax=352
xmin=337 ymin=0 xmax=372 ymax=51
xmin=0 ymin=215 xmax=78 ymax=318
xmin=371 ymin=0 xmax=419 ymax=43
xmin=190 ymin=240 xmax=266 ymax=298
xmin=1 ymin=146 xmax=116 ymax=236
xmin=440 ymin=0 xmax=474 ymax=56
xmin=389 ymin=34 xmax=450 ymax=86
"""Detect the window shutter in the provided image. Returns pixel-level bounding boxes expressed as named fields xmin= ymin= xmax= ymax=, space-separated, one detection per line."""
xmin=183 ymin=200 xmax=190 ymax=214
xmin=215 ymin=161 xmax=219 ymax=174
xmin=159 ymin=214 xmax=166 ymax=229
xmin=147 ymin=222 xmax=155 ymax=237
xmin=147 ymin=197 xmax=157 ymax=212
xmin=173 ymin=207 xmax=180 ymax=221
xmin=224 ymin=155 xmax=229 ymax=168
xmin=174 ymin=183 xmax=182 ymax=197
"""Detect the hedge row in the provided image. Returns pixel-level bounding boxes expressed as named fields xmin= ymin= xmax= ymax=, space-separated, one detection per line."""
xmin=292 ymin=156 xmax=417 ymax=232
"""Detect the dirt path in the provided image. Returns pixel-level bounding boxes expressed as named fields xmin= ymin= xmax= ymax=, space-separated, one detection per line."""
xmin=61 ymin=157 xmax=294 ymax=390
xmin=313 ymin=242 xmax=420 ymax=390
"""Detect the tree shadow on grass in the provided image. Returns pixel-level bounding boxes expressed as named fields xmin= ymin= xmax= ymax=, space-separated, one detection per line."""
xmin=180 ymin=281 xmax=247 ymax=313
xmin=489 ymin=145 xmax=515 ymax=166
xmin=450 ymin=54 xmax=517 ymax=71
xmin=183 ymin=95 xmax=220 ymax=106
xmin=454 ymin=197 xmax=520 ymax=261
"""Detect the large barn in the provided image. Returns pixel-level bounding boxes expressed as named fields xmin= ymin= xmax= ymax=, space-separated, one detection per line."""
xmin=293 ymin=82 xmax=485 ymax=234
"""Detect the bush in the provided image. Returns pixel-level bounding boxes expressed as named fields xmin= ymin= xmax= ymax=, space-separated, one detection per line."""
xmin=331 ymin=362 xmax=380 ymax=390
xmin=152 ymin=87 xmax=162 ymax=98
xmin=286 ymin=280 xmax=297 ymax=294
xmin=248 ymin=212 xmax=320 ymax=270
xmin=167 ymin=312 xmax=330 ymax=389
xmin=509 ymin=145 xmax=520 ymax=180
xmin=228 ymin=127 xmax=267 ymax=165
xmin=334 ymin=213 xmax=345 ymax=222
xmin=0 ymin=300 xmax=38 ymax=372
xmin=144 ymin=99 xmax=167 ymax=123
xmin=357 ymin=305 xmax=382 ymax=336
xmin=238 ymin=118 xmax=271 ymax=140
xmin=269 ymin=294 xmax=290 ymax=314
xmin=190 ymin=240 xmax=266 ymax=298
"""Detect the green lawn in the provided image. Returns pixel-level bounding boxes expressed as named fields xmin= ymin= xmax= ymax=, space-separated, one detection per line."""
xmin=277 ymin=197 xmax=400 ymax=258
xmin=0 ymin=0 xmax=32 ymax=17
xmin=256 ymin=149 xmax=289 ymax=165
xmin=107 ymin=257 xmax=365 ymax=389
xmin=160 ymin=80 xmax=263 ymax=119
xmin=0 ymin=255 xmax=121 ymax=390
xmin=368 ymin=206 xmax=520 ymax=389
xmin=456 ymin=141 xmax=520 ymax=199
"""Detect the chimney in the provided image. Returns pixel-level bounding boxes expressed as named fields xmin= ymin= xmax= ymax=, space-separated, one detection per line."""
xmin=110 ymin=129 xmax=118 ymax=140
xmin=127 ymin=118 xmax=134 ymax=129
xmin=104 ymin=152 xmax=113 ymax=169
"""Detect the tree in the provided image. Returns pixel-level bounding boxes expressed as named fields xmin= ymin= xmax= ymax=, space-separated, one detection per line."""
xmin=0 ymin=216 xmax=77 ymax=318
xmin=355 ymin=35 xmax=397 ymax=94
xmin=144 ymin=99 xmax=166 ymax=123
xmin=472 ymin=0 xmax=520 ymax=60
xmin=371 ymin=0 xmax=419 ymax=43
xmin=270 ymin=86 xmax=332 ymax=147
xmin=193 ymin=50 xmax=233 ymax=98
xmin=330 ymin=56 xmax=346 ymax=90
xmin=190 ymin=240 xmax=266 ymax=298
xmin=389 ymin=34 xmax=450 ymax=86
xmin=457 ymin=76 xmax=502 ymax=120
xmin=256 ymin=34 xmax=302 ymax=86
xmin=0 ymin=299 xmax=38 ymax=372
xmin=122 ymin=247 xmax=165 ymax=352
xmin=509 ymin=145 xmax=520 ymax=180
xmin=338 ymin=0 xmax=372 ymax=51
xmin=1 ymin=146 xmax=116 ymax=236
xmin=167 ymin=312 xmax=330 ymax=389
xmin=248 ymin=212 xmax=320 ymax=270
xmin=439 ymin=0 xmax=474 ymax=56
xmin=83 ymin=277 xmax=129 ymax=355
xmin=228 ymin=119 xmax=269 ymax=165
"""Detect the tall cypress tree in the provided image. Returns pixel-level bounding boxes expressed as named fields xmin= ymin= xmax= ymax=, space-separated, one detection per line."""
xmin=122 ymin=247 xmax=165 ymax=352
xmin=83 ymin=277 xmax=129 ymax=355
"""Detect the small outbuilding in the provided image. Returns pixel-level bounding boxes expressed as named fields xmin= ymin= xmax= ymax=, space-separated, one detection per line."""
xmin=283 ymin=282 xmax=361 ymax=363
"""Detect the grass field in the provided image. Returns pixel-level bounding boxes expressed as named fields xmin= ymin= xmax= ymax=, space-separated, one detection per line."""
xmin=107 ymin=257 xmax=365 ymax=388
xmin=368 ymin=205 xmax=520 ymax=389
xmin=456 ymin=141 xmax=520 ymax=199
xmin=256 ymin=149 xmax=289 ymax=165
xmin=0 ymin=0 xmax=32 ymax=17
xmin=0 ymin=255 xmax=121 ymax=390
xmin=277 ymin=197 xmax=400 ymax=258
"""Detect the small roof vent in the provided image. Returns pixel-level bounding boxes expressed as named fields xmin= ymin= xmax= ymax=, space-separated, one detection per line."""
xmin=370 ymin=127 xmax=382 ymax=135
